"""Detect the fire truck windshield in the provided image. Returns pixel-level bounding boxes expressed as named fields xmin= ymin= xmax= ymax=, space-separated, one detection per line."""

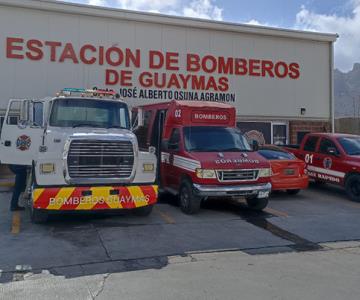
xmin=184 ymin=126 xmax=252 ymax=152
xmin=49 ymin=98 xmax=130 ymax=129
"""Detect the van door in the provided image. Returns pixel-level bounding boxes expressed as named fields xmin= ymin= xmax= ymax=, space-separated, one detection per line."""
xmin=163 ymin=128 xmax=182 ymax=189
xmin=150 ymin=110 xmax=166 ymax=181
xmin=0 ymin=100 xmax=44 ymax=166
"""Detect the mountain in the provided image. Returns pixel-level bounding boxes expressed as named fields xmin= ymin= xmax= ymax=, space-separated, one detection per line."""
xmin=335 ymin=63 xmax=360 ymax=118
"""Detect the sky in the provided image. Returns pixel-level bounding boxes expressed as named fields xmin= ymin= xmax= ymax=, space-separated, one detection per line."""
xmin=60 ymin=0 xmax=360 ymax=72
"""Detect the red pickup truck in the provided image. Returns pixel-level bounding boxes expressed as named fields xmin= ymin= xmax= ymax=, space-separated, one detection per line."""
xmin=132 ymin=100 xmax=272 ymax=214
xmin=283 ymin=133 xmax=360 ymax=202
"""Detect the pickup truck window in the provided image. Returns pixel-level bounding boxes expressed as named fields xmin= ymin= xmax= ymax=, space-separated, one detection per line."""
xmin=49 ymin=98 xmax=130 ymax=129
xmin=319 ymin=138 xmax=340 ymax=155
xmin=303 ymin=136 xmax=319 ymax=152
xmin=184 ymin=126 xmax=251 ymax=152
xmin=338 ymin=137 xmax=360 ymax=155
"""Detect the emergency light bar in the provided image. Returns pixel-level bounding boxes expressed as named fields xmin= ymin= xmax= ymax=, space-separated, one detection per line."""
xmin=57 ymin=87 xmax=118 ymax=98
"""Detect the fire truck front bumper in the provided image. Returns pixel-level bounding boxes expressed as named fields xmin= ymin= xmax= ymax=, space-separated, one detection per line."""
xmin=32 ymin=184 xmax=158 ymax=211
xmin=192 ymin=182 xmax=272 ymax=198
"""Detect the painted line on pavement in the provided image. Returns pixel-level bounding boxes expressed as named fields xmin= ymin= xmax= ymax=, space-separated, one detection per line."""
xmin=11 ymin=211 xmax=21 ymax=234
xmin=263 ymin=207 xmax=288 ymax=217
xmin=154 ymin=207 xmax=176 ymax=224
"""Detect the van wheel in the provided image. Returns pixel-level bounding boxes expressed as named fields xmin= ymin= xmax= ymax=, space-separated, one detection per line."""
xmin=179 ymin=180 xmax=201 ymax=214
xmin=133 ymin=205 xmax=154 ymax=216
xmin=345 ymin=174 xmax=360 ymax=202
xmin=30 ymin=207 xmax=48 ymax=224
xmin=286 ymin=189 xmax=300 ymax=195
xmin=246 ymin=197 xmax=269 ymax=211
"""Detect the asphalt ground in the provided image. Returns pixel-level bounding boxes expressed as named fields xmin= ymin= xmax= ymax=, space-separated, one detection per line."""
xmin=1 ymin=183 xmax=360 ymax=284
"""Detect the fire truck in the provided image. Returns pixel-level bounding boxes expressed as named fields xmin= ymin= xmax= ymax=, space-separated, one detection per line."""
xmin=0 ymin=88 xmax=158 ymax=222
xmin=132 ymin=100 xmax=272 ymax=214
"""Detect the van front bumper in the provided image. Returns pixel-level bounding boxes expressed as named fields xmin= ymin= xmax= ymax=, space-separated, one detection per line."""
xmin=192 ymin=182 xmax=272 ymax=198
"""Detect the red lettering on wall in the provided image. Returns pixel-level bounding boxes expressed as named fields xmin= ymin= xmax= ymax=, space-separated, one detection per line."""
xmin=26 ymin=39 xmax=43 ymax=61
xmin=59 ymin=43 xmax=79 ymax=63
xmin=187 ymin=54 xmax=201 ymax=72
xmin=6 ymin=37 xmax=24 ymax=59
xmin=44 ymin=41 xmax=62 ymax=61
xmin=105 ymin=69 xmax=118 ymax=85
xmin=166 ymin=52 xmax=179 ymax=71
xmin=289 ymin=63 xmax=300 ymax=79
xmin=149 ymin=51 xmax=164 ymax=69
xmin=80 ymin=44 xmax=96 ymax=64
xmin=261 ymin=60 xmax=275 ymax=77
xmin=106 ymin=47 xmax=123 ymax=67
xmin=249 ymin=59 xmax=261 ymax=76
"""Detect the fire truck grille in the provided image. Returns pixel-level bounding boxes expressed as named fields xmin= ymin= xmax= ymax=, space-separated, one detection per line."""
xmin=67 ymin=140 xmax=134 ymax=179
xmin=216 ymin=170 xmax=259 ymax=182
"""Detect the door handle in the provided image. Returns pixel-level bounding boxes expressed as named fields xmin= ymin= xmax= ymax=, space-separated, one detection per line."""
xmin=4 ymin=141 xmax=11 ymax=147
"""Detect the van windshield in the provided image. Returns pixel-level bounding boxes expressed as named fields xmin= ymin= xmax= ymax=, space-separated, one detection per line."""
xmin=184 ymin=126 xmax=252 ymax=152
xmin=49 ymin=98 xmax=130 ymax=129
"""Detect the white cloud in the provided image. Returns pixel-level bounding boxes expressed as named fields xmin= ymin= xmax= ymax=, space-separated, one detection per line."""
xmin=183 ymin=0 xmax=223 ymax=21
xmin=88 ymin=0 xmax=107 ymax=5
xmin=295 ymin=1 xmax=360 ymax=71
xmin=115 ymin=0 xmax=179 ymax=12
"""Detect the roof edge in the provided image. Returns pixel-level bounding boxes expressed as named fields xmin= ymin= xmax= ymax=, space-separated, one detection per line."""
xmin=0 ymin=0 xmax=338 ymax=43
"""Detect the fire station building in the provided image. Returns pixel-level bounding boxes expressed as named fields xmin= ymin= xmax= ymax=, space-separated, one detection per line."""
xmin=0 ymin=0 xmax=337 ymax=144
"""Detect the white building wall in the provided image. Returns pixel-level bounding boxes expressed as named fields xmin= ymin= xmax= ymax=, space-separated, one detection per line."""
xmin=0 ymin=1 xmax=335 ymax=121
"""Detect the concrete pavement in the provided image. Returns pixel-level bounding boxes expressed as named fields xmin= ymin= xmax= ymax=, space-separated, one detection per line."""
xmin=1 ymin=241 xmax=360 ymax=300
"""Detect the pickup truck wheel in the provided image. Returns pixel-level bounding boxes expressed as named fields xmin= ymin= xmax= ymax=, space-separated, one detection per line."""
xmin=246 ymin=197 xmax=269 ymax=211
xmin=133 ymin=204 xmax=154 ymax=216
xmin=179 ymin=181 xmax=201 ymax=215
xmin=286 ymin=189 xmax=300 ymax=195
xmin=30 ymin=207 xmax=48 ymax=223
xmin=345 ymin=175 xmax=360 ymax=202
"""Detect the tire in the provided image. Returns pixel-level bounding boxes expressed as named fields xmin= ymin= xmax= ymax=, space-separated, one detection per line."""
xmin=30 ymin=207 xmax=48 ymax=223
xmin=246 ymin=197 xmax=269 ymax=211
xmin=286 ymin=189 xmax=300 ymax=195
xmin=133 ymin=204 xmax=154 ymax=216
xmin=179 ymin=180 xmax=201 ymax=215
xmin=345 ymin=174 xmax=360 ymax=202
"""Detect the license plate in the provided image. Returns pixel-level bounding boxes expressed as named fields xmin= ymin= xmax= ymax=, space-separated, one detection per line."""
xmin=284 ymin=168 xmax=295 ymax=175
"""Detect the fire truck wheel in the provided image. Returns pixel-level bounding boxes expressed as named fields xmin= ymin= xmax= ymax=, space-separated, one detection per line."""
xmin=345 ymin=174 xmax=360 ymax=202
xmin=246 ymin=197 xmax=269 ymax=211
xmin=133 ymin=204 xmax=154 ymax=216
xmin=286 ymin=189 xmax=300 ymax=195
xmin=179 ymin=180 xmax=201 ymax=215
xmin=30 ymin=207 xmax=48 ymax=224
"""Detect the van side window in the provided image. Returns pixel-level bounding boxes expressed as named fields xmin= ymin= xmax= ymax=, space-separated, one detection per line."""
xmin=303 ymin=136 xmax=319 ymax=152
xmin=319 ymin=138 xmax=339 ymax=155
xmin=168 ymin=128 xmax=180 ymax=151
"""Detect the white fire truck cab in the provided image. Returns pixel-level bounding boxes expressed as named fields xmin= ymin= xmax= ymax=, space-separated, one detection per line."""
xmin=0 ymin=88 xmax=158 ymax=222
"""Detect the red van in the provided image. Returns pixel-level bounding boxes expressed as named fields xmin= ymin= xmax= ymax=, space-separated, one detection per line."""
xmin=132 ymin=101 xmax=272 ymax=214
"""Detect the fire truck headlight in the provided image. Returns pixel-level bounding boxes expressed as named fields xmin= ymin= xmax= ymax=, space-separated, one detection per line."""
xmin=258 ymin=168 xmax=271 ymax=177
xmin=196 ymin=169 xmax=216 ymax=179
xmin=143 ymin=163 xmax=155 ymax=172
xmin=40 ymin=163 xmax=55 ymax=174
